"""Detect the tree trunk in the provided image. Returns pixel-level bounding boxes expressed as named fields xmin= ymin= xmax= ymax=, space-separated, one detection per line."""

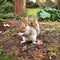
xmin=14 ymin=0 xmax=26 ymax=15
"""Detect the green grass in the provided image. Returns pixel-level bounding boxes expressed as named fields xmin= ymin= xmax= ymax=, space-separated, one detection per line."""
xmin=27 ymin=8 xmax=40 ymax=15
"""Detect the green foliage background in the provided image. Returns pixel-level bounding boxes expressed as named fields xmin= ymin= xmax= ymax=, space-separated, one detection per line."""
xmin=37 ymin=7 xmax=60 ymax=21
xmin=0 ymin=0 xmax=14 ymax=21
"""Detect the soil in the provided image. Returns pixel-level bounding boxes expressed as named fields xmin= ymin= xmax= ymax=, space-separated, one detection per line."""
xmin=0 ymin=19 xmax=60 ymax=60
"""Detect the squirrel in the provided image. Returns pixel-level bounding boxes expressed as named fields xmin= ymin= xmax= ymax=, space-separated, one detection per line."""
xmin=18 ymin=16 xmax=40 ymax=44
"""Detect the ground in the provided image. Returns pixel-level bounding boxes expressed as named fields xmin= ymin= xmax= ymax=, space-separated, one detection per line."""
xmin=0 ymin=19 xmax=60 ymax=60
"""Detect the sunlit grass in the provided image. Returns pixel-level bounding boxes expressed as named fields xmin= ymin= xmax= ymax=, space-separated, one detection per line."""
xmin=27 ymin=8 xmax=40 ymax=15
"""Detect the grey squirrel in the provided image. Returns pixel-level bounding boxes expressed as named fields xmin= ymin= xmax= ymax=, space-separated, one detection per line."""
xmin=18 ymin=16 xmax=40 ymax=44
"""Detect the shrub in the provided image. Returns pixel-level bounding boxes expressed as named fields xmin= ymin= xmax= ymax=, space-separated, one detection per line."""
xmin=0 ymin=18 xmax=4 ymax=22
xmin=0 ymin=1 xmax=13 ymax=13
xmin=38 ymin=9 xmax=50 ymax=19
xmin=2 ymin=13 xmax=15 ymax=19
xmin=0 ymin=0 xmax=14 ymax=21
xmin=37 ymin=7 xmax=60 ymax=21
xmin=0 ymin=12 xmax=27 ymax=20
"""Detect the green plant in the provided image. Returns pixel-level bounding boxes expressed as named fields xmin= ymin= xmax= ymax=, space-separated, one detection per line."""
xmin=0 ymin=18 xmax=4 ymax=22
xmin=37 ymin=7 xmax=60 ymax=21
xmin=0 ymin=0 xmax=14 ymax=20
xmin=0 ymin=1 xmax=13 ymax=13
xmin=38 ymin=9 xmax=50 ymax=19
xmin=0 ymin=48 xmax=3 ymax=55
xmin=0 ymin=47 xmax=15 ymax=60
xmin=2 ymin=13 xmax=15 ymax=19
xmin=0 ymin=55 xmax=15 ymax=60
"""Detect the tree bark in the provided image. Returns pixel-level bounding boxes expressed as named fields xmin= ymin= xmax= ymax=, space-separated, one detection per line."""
xmin=14 ymin=0 xmax=26 ymax=15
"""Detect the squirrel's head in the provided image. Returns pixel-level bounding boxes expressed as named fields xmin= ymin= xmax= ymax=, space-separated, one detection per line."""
xmin=28 ymin=16 xmax=37 ymax=27
xmin=19 ymin=20 xmax=27 ymax=32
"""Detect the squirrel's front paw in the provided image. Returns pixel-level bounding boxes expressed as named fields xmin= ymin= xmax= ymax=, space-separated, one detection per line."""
xmin=21 ymin=40 xmax=26 ymax=44
xmin=32 ymin=41 xmax=36 ymax=44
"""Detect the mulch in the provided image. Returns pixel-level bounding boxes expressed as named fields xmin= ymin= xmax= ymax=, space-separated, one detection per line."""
xmin=0 ymin=19 xmax=60 ymax=60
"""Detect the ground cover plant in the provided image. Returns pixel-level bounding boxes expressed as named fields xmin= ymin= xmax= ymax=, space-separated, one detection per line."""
xmin=37 ymin=7 xmax=60 ymax=21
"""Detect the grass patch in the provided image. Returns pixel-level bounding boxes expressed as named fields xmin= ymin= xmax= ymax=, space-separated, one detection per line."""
xmin=27 ymin=8 xmax=40 ymax=15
